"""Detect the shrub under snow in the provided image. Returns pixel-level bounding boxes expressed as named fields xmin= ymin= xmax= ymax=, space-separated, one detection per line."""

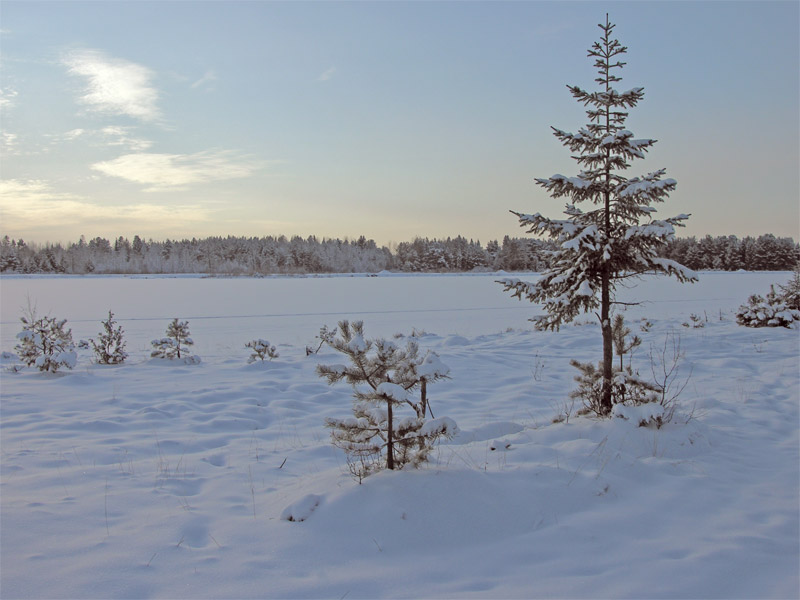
xmin=15 ymin=315 xmax=77 ymax=373
xmin=151 ymin=319 xmax=201 ymax=363
xmin=245 ymin=339 xmax=279 ymax=362
xmin=736 ymin=285 xmax=799 ymax=328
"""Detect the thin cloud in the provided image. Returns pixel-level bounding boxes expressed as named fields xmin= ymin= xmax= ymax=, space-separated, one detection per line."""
xmin=63 ymin=49 xmax=160 ymax=121
xmin=91 ymin=150 xmax=262 ymax=192
xmin=0 ymin=87 xmax=18 ymax=109
xmin=100 ymin=126 xmax=153 ymax=151
xmin=0 ymin=178 xmax=214 ymax=230
xmin=2 ymin=132 xmax=19 ymax=153
xmin=317 ymin=66 xmax=336 ymax=82
xmin=45 ymin=127 xmax=153 ymax=152
xmin=191 ymin=69 xmax=217 ymax=90
xmin=63 ymin=129 xmax=85 ymax=140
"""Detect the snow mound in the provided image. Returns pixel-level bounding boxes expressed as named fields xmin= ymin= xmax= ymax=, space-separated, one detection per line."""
xmin=489 ymin=439 xmax=512 ymax=451
xmin=453 ymin=421 xmax=525 ymax=444
xmin=281 ymin=494 xmax=324 ymax=522
xmin=442 ymin=335 xmax=470 ymax=347
xmin=612 ymin=402 xmax=665 ymax=427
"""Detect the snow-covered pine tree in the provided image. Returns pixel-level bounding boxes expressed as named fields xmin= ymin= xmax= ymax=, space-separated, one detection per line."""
xmin=16 ymin=314 xmax=77 ymax=373
xmin=499 ymin=15 xmax=696 ymax=415
xmin=777 ymin=266 xmax=800 ymax=311
xmin=735 ymin=285 xmax=800 ymax=328
xmin=89 ymin=311 xmax=128 ymax=365
xmin=305 ymin=324 xmax=337 ymax=356
xmin=245 ymin=339 xmax=279 ymax=362
xmin=317 ymin=320 xmax=456 ymax=477
xmin=151 ymin=318 xmax=194 ymax=360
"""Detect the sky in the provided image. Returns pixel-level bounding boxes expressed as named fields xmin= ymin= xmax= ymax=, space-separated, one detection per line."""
xmin=1 ymin=1 xmax=798 ymax=247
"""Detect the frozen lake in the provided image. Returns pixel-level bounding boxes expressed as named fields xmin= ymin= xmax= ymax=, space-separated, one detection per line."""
xmin=0 ymin=271 xmax=790 ymax=356
xmin=1 ymin=269 xmax=797 ymax=599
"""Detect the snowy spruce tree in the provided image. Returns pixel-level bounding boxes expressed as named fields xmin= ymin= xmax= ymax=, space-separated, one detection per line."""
xmin=499 ymin=15 xmax=696 ymax=415
xmin=88 ymin=311 xmax=128 ymax=365
xmin=317 ymin=320 xmax=456 ymax=478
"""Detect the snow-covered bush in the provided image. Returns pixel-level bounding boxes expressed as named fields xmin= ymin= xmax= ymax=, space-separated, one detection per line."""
xmin=88 ymin=311 xmax=128 ymax=365
xmin=736 ymin=285 xmax=799 ymax=328
xmin=15 ymin=314 xmax=77 ymax=373
xmin=2 ymin=350 xmax=24 ymax=372
xmin=151 ymin=319 xmax=199 ymax=362
xmin=611 ymin=401 xmax=666 ymax=428
xmin=571 ymin=324 xmax=691 ymax=427
xmin=245 ymin=339 xmax=279 ymax=362
xmin=305 ymin=324 xmax=337 ymax=355
xmin=569 ymin=360 xmax=660 ymax=417
xmin=317 ymin=320 xmax=456 ymax=480
xmin=570 ymin=314 xmax=661 ymax=417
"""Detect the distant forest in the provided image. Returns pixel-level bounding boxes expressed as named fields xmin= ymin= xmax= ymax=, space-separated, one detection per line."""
xmin=1 ymin=233 xmax=797 ymax=275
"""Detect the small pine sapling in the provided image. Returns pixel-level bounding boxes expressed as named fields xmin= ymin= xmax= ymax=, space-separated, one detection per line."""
xmin=569 ymin=359 xmax=659 ymax=417
xmin=305 ymin=324 xmax=337 ymax=355
xmin=611 ymin=314 xmax=641 ymax=370
xmin=16 ymin=313 xmax=77 ymax=373
xmin=317 ymin=320 xmax=457 ymax=479
xmin=246 ymin=339 xmax=279 ymax=362
xmin=397 ymin=349 xmax=451 ymax=420
xmin=89 ymin=311 xmax=128 ymax=364
xmin=151 ymin=319 xmax=197 ymax=360
xmin=570 ymin=314 xmax=658 ymax=415
xmin=682 ymin=313 xmax=706 ymax=328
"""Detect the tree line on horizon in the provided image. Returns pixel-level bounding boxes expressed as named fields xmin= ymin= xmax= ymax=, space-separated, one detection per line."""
xmin=0 ymin=232 xmax=797 ymax=276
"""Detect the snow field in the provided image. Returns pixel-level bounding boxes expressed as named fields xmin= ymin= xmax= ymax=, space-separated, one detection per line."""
xmin=0 ymin=272 xmax=798 ymax=598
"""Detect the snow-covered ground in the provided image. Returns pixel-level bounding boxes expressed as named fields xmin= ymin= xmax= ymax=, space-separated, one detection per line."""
xmin=1 ymin=272 xmax=798 ymax=599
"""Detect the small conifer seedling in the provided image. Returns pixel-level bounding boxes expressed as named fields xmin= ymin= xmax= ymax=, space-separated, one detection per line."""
xmin=151 ymin=319 xmax=194 ymax=360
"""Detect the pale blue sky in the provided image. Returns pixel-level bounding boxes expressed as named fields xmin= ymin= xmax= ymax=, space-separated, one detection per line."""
xmin=1 ymin=1 xmax=798 ymax=246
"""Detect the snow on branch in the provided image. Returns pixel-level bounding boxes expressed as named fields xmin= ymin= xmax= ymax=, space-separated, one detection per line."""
xmin=616 ymin=170 xmax=677 ymax=200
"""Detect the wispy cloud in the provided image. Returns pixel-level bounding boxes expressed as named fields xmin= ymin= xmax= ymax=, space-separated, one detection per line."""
xmin=90 ymin=150 xmax=262 ymax=191
xmin=63 ymin=128 xmax=85 ymax=140
xmin=100 ymin=126 xmax=153 ymax=151
xmin=0 ymin=179 xmax=214 ymax=231
xmin=191 ymin=69 xmax=217 ymax=90
xmin=63 ymin=49 xmax=160 ymax=121
xmin=317 ymin=66 xmax=336 ymax=82
xmin=46 ymin=126 xmax=153 ymax=152
xmin=0 ymin=87 xmax=18 ymax=109
xmin=1 ymin=131 xmax=19 ymax=153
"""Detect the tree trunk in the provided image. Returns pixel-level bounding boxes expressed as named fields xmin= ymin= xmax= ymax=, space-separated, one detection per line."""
xmin=601 ymin=271 xmax=613 ymax=415
xmin=386 ymin=401 xmax=395 ymax=470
